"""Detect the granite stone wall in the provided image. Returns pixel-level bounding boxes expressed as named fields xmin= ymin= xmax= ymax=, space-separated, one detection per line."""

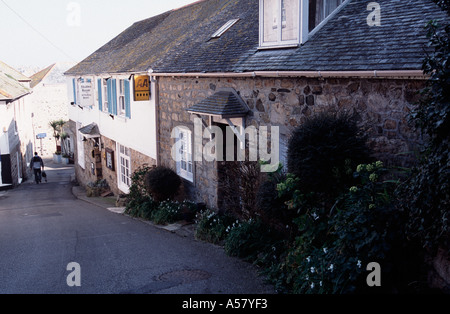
xmin=158 ymin=76 xmax=426 ymax=210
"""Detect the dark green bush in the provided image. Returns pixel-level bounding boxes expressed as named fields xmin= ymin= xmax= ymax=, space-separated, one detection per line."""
xmin=129 ymin=196 xmax=158 ymax=220
xmin=224 ymin=219 xmax=284 ymax=264
xmin=126 ymin=165 xmax=153 ymax=215
xmin=270 ymin=162 xmax=417 ymax=294
xmin=194 ymin=209 xmax=236 ymax=244
xmin=150 ymin=200 xmax=183 ymax=225
xmin=145 ymin=166 xmax=181 ymax=202
xmin=287 ymin=112 xmax=371 ymax=196
xmin=255 ymin=176 xmax=296 ymax=236
xmin=404 ymin=12 xmax=450 ymax=252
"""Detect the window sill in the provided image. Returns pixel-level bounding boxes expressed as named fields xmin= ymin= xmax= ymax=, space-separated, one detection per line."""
xmin=258 ymin=43 xmax=299 ymax=50
xmin=179 ymin=172 xmax=194 ymax=184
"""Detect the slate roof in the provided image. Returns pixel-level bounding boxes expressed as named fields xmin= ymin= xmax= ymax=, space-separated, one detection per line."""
xmin=66 ymin=0 xmax=257 ymax=76
xmin=78 ymin=123 xmax=100 ymax=138
xmin=66 ymin=0 xmax=448 ymax=76
xmin=0 ymin=61 xmax=31 ymax=101
xmin=234 ymin=0 xmax=449 ymax=72
xmin=187 ymin=89 xmax=249 ymax=118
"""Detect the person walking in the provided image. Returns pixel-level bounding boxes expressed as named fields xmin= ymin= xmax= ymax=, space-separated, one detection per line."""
xmin=30 ymin=153 xmax=44 ymax=184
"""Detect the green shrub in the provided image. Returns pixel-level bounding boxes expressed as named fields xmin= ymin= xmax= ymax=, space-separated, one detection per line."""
xmin=272 ymin=162 xmax=412 ymax=294
xmin=145 ymin=167 xmax=181 ymax=202
xmin=224 ymin=219 xmax=285 ymax=264
xmin=151 ymin=200 xmax=182 ymax=225
xmin=126 ymin=166 xmax=154 ymax=216
xmin=404 ymin=14 xmax=450 ymax=252
xmin=194 ymin=209 xmax=235 ymax=244
xmin=126 ymin=196 xmax=158 ymax=220
xmin=255 ymin=174 xmax=296 ymax=237
xmin=287 ymin=112 xmax=371 ymax=197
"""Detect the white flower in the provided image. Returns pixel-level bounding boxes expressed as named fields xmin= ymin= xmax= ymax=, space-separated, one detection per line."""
xmin=323 ymin=247 xmax=328 ymax=254
xmin=306 ymin=256 xmax=311 ymax=263
xmin=319 ymin=281 xmax=323 ymax=287
xmin=311 ymin=212 xmax=319 ymax=220
xmin=357 ymin=260 xmax=362 ymax=269
xmin=310 ymin=267 xmax=315 ymax=273
xmin=305 ymin=275 xmax=309 ymax=281
xmin=310 ymin=283 xmax=315 ymax=289
xmin=328 ymin=264 xmax=334 ymax=272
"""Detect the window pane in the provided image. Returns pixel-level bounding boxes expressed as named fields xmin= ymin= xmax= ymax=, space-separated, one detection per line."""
xmin=309 ymin=0 xmax=343 ymax=32
xmin=263 ymin=0 xmax=279 ymax=43
xmin=281 ymin=0 xmax=298 ymax=41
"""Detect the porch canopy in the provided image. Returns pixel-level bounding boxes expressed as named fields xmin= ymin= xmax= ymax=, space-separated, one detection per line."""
xmin=186 ymin=88 xmax=249 ymax=119
xmin=78 ymin=123 xmax=100 ymax=139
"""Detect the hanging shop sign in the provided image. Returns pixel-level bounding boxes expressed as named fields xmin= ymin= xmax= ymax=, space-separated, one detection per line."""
xmin=134 ymin=75 xmax=151 ymax=101
xmin=78 ymin=77 xmax=95 ymax=107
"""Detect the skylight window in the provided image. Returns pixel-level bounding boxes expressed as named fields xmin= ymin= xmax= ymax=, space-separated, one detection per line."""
xmin=211 ymin=19 xmax=240 ymax=38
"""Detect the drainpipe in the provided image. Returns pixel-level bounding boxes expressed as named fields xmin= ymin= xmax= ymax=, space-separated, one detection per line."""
xmin=150 ymin=70 xmax=161 ymax=167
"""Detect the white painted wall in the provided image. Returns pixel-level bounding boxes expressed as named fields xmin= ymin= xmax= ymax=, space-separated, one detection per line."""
xmin=67 ymin=74 xmax=157 ymax=162
xmin=0 ymin=102 xmax=10 ymax=155
xmin=0 ymin=94 xmax=34 ymax=184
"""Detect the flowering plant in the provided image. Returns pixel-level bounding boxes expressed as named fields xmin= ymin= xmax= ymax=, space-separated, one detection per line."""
xmin=272 ymin=162 xmax=406 ymax=293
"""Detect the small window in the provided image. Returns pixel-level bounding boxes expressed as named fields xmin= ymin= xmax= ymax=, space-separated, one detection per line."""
xmin=118 ymin=79 xmax=126 ymax=116
xmin=175 ymin=127 xmax=194 ymax=182
xmin=260 ymin=0 xmax=300 ymax=47
xmin=259 ymin=0 xmax=346 ymax=48
xmin=309 ymin=0 xmax=345 ymax=32
xmin=211 ymin=19 xmax=240 ymax=38
xmin=102 ymin=79 xmax=109 ymax=112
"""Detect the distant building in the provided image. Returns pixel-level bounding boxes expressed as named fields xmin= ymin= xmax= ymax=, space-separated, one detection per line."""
xmin=29 ymin=62 xmax=75 ymax=157
xmin=0 ymin=61 xmax=33 ymax=190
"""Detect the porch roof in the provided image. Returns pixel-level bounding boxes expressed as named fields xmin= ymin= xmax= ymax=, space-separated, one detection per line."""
xmin=187 ymin=89 xmax=249 ymax=119
xmin=78 ymin=123 xmax=100 ymax=138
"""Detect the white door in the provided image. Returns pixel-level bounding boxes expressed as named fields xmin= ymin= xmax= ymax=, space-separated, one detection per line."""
xmin=117 ymin=144 xmax=131 ymax=194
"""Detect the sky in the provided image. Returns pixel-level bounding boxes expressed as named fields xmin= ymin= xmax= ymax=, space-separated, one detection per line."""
xmin=0 ymin=0 xmax=200 ymax=70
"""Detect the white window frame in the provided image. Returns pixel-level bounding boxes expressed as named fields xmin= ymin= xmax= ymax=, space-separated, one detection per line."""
xmin=102 ymin=78 xmax=109 ymax=112
xmin=308 ymin=0 xmax=347 ymax=37
xmin=118 ymin=79 xmax=126 ymax=117
xmin=117 ymin=143 xmax=131 ymax=193
xmin=259 ymin=0 xmax=348 ymax=48
xmin=259 ymin=0 xmax=302 ymax=48
xmin=211 ymin=19 xmax=240 ymax=38
xmin=174 ymin=127 xmax=194 ymax=183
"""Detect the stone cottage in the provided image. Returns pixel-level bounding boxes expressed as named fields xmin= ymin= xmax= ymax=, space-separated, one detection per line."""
xmin=66 ymin=0 xmax=448 ymax=209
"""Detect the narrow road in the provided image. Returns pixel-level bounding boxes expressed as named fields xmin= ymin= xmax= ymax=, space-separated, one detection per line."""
xmin=0 ymin=160 xmax=273 ymax=294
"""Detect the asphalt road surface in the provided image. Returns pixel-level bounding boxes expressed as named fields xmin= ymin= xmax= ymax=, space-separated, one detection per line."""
xmin=0 ymin=161 xmax=274 ymax=295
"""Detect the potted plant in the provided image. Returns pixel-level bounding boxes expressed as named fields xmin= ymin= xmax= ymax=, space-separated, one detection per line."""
xmin=60 ymin=132 xmax=71 ymax=165
xmin=53 ymin=151 xmax=62 ymax=163
xmin=62 ymin=154 xmax=70 ymax=165
xmin=49 ymin=120 xmax=67 ymax=163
